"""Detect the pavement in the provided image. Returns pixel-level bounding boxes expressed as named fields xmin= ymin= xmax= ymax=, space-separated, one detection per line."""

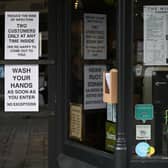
xmin=0 ymin=105 xmax=96 ymax=168
xmin=0 ymin=113 xmax=48 ymax=168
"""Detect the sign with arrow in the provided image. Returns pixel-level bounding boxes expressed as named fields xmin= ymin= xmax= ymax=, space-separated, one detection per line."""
xmin=135 ymin=104 xmax=153 ymax=123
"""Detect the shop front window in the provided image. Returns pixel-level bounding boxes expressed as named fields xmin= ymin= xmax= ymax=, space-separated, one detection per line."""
xmin=133 ymin=0 xmax=168 ymax=158
xmin=69 ymin=0 xmax=118 ymax=152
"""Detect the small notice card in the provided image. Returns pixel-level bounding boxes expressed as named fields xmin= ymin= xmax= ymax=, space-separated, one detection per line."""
xmin=69 ymin=103 xmax=83 ymax=141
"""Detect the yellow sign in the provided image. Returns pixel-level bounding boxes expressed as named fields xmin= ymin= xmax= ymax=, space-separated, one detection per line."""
xmin=147 ymin=146 xmax=155 ymax=157
xmin=69 ymin=103 xmax=83 ymax=141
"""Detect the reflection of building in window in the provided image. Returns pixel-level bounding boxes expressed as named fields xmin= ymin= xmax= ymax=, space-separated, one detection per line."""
xmin=72 ymin=54 xmax=82 ymax=80
xmin=0 ymin=78 xmax=3 ymax=109
xmin=0 ymin=66 xmax=4 ymax=78
xmin=71 ymin=55 xmax=83 ymax=103
xmin=39 ymin=72 xmax=48 ymax=105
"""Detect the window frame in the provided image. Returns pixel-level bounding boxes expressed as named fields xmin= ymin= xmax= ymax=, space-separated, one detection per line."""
xmin=48 ymin=0 xmax=168 ymax=168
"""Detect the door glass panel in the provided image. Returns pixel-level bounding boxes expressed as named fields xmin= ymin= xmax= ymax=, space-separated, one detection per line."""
xmin=69 ymin=0 xmax=118 ymax=152
xmin=0 ymin=1 xmax=48 ymax=167
xmin=133 ymin=0 xmax=168 ymax=158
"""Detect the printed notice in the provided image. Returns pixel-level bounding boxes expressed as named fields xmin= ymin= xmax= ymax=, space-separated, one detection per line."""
xmin=84 ymin=65 xmax=106 ymax=110
xmin=70 ymin=103 xmax=83 ymax=141
xmin=136 ymin=125 xmax=151 ymax=140
xmin=84 ymin=13 xmax=107 ymax=60
xmin=144 ymin=6 xmax=168 ymax=65
xmin=4 ymin=12 xmax=39 ymax=112
xmin=5 ymin=11 xmax=39 ymax=60
xmin=5 ymin=65 xmax=39 ymax=112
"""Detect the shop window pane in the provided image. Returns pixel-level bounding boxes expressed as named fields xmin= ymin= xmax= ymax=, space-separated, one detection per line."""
xmin=133 ymin=0 xmax=168 ymax=158
xmin=69 ymin=0 xmax=118 ymax=152
xmin=0 ymin=1 xmax=48 ymax=168
xmin=0 ymin=8 xmax=48 ymax=111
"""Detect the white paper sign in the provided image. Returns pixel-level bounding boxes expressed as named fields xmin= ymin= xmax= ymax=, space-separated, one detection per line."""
xmin=84 ymin=65 xmax=106 ymax=110
xmin=136 ymin=125 xmax=151 ymax=140
xmin=4 ymin=12 xmax=39 ymax=112
xmin=5 ymin=11 xmax=39 ymax=60
xmin=144 ymin=6 xmax=168 ymax=65
xmin=5 ymin=65 xmax=39 ymax=112
xmin=84 ymin=13 xmax=107 ymax=60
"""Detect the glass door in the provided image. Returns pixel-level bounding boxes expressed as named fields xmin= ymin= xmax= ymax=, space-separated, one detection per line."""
xmin=60 ymin=0 xmax=119 ymax=167
xmin=69 ymin=0 xmax=117 ymax=152
xmin=0 ymin=1 xmax=49 ymax=168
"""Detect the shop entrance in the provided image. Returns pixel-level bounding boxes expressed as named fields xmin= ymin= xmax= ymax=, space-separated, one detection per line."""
xmin=0 ymin=1 xmax=49 ymax=168
xmin=48 ymin=0 xmax=120 ymax=168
